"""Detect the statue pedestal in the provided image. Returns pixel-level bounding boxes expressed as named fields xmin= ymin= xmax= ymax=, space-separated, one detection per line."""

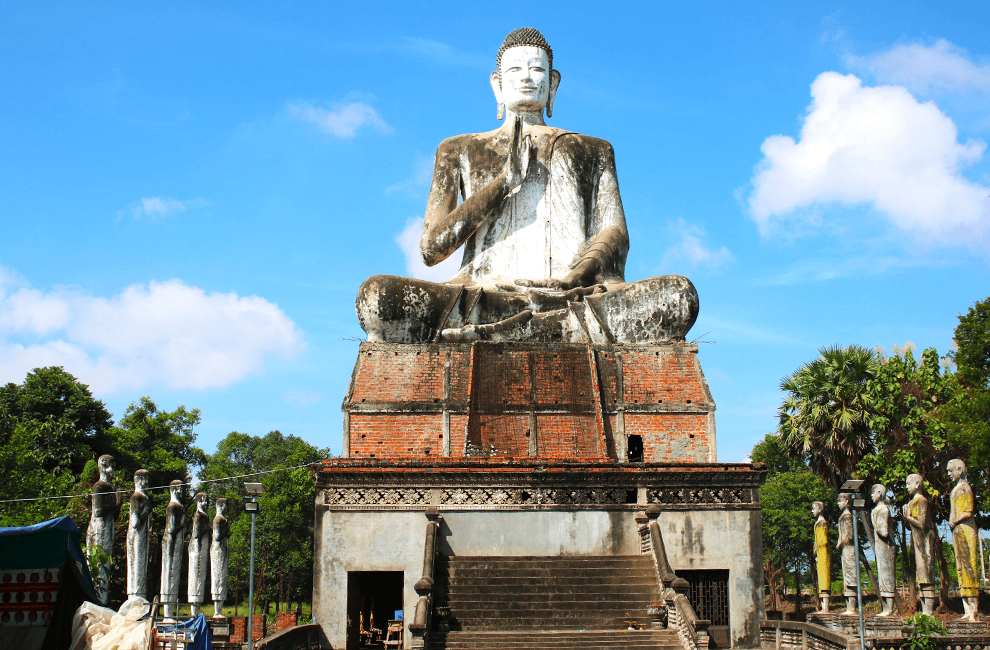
xmin=808 ymin=613 xmax=906 ymax=638
xmin=343 ymin=341 xmax=716 ymax=463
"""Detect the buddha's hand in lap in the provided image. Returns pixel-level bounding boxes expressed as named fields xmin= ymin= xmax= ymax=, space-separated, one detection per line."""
xmin=514 ymin=257 xmax=602 ymax=293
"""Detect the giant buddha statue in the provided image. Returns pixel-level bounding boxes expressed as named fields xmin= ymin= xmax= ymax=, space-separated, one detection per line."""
xmin=356 ymin=28 xmax=699 ymax=344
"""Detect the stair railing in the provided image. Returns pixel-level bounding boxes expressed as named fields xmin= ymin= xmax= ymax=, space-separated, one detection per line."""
xmin=641 ymin=506 xmax=710 ymax=650
xmin=409 ymin=507 xmax=441 ymax=648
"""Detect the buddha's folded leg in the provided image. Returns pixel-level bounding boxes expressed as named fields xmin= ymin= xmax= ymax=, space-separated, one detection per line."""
xmin=356 ymin=276 xmax=534 ymax=343
xmin=356 ymin=275 xmax=465 ymax=343
xmin=585 ymin=275 xmax=699 ymax=343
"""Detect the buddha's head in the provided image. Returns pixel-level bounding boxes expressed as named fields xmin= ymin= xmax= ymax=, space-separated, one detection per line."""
xmin=216 ymin=497 xmax=228 ymax=518
xmin=195 ymin=492 xmax=209 ymax=514
xmin=948 ymin=458 xmax=967 ymax=482
xmin=871 ymin=484 xmax=886 ymax=504
xmin=134 ymin=469 xmax=150 ymax=494
xmin=811 ymin=501 xmax=823 ymax=518
xmin=98 ymin=454 xmax=115 ymax=483
xmin=837 ymin=493 xmax=850 ymax=511
xmin=490 ymin=27 xmax=561 ymax=120
xmin=906 ymin=473 xmax=923 ymax=496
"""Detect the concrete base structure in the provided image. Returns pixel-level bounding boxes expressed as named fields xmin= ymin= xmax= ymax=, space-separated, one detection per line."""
xmin=312 ymin=460 xmax=766 ymax=649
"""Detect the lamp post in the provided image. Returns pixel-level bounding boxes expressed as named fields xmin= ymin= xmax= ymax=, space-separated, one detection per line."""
xmin=244 ymin=482 xmax=263 ymax=650
xmin=841 ymin=480 xmax=866 ymax=650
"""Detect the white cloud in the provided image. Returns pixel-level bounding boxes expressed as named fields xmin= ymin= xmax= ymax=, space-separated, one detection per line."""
xmin=660 ymin=219 xmax=733 ymax=270
xmin=0 ymin=273 xmax=304 ymax=394
xmin=747 ymin=72 xmax=990 ymax=244
xmin=288 ymin=101 xmax=392 ymax=138
xmin=846 ymin=39 xmax=990 ymax=97
xmin=122 ymin=197 xmax=207 ymax=220
xmin=395 ymin=216 xmax=462 ymax=282
xmin=284 ymin=387 xmax=322 ymax=406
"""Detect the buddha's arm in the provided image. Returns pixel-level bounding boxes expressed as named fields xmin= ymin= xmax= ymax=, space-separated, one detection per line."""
xmin=421 ymin=118 xmax=532 ymax=266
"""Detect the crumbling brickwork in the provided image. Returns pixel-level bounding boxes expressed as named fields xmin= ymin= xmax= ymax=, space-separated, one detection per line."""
xmin=343 ymin=341 xmax=716 ymax=463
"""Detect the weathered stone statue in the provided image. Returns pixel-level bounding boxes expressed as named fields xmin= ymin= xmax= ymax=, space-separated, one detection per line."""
xmin=835 ymin=493 xmax=858 ymax=616
xmin=903 ymin=473 xmax=937 ymax=616
xmin=870 ymin=484 xmax=896 ymax=617
xmin=86 ymin=454 xmax=119 ymax=604
xmin=356 ymin=27 xmax=698 ymax=345
xmin=812 ymin=501 xmax=831 ymax=612
xmin=160 ymin=480 xmax=188 ymax=619
xmin=126 ymin=469 xmax=152 ymax=599
xmin=187 ymin=492 xmax=211 ymax=616
xmin=949 ymin=459 xmax=980 ymax=621
xmin=211 ymin=498 xmax=230 ymax=618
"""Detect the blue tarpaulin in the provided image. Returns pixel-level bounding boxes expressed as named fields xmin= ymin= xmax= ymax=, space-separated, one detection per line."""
xmin=0 ymin=515 xmax=94 ymax=592
xmin=158 ymin=614 xmax=213 ymax=650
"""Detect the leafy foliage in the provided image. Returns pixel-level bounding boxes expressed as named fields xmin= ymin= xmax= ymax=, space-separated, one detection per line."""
xmin=199 ymin=431 xmax=331 ymax=612
xmin=903 ymin=612 xmax=947 ymax=650
xmin=778 ymin=344 xmax=879 ymax=489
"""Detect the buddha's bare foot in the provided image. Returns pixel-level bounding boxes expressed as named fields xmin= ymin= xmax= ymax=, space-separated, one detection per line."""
xmin=441 ymin=310 xmax=533 ymax=342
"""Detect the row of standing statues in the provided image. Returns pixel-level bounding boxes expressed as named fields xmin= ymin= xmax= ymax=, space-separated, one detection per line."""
xmin=812 ymin=459 xmax=982 ymax=621
xmin=84 ymin=455 xmax=230 ymax=620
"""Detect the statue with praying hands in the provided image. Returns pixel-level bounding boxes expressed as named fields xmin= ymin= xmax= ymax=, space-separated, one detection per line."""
xmin=356 ymin=27 xmax=699 ymax=345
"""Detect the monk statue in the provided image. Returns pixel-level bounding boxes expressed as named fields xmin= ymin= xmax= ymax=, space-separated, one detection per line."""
xmin=211 ymin=498 xmax=231 ymax=618
xmin=949 ymin=459 xmax=980 ymax=621
xmin=187 ymin=492 xmax=211 ymax=616
xmin=835 ymin=493 xmax=858 ymax=616
xmin=870 ymin=484 xmax=896 ymax=617
xmin=160 ymin=480 xmax=188 ymax=620
xmin=126 ymin=469 xmax=152 ymax=600
xmin=903 ymin=473 xmax=937 ymax=616
xmin=356 ymin=27 xmax=698 ymax=344
xmin=811 ymin=501 xmax=831 ymax=612
xmin=86 ymin=454 xmax=120 ymax=604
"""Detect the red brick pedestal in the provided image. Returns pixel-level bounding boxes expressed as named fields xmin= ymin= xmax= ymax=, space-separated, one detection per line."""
xmin=343 ymin=341 xmax=716 ymax=463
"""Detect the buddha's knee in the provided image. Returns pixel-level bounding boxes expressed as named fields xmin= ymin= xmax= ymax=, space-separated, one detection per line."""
xmin=355 ymin=275 xmax=458 ymax=343
xmin=588 ymin=275 xmax=699 ymax=343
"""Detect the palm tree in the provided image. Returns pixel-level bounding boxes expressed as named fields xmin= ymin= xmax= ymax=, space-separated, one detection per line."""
xmin=778 ymin=344 xmax=879 ymax=491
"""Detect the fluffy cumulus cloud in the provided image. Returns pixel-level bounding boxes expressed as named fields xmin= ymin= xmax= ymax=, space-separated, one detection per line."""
xmin=0 ymin=273 xmax=304 ymax=393
xmin=748 ymin=72 xmax=990 ymax=243
xmin=396 ymin=216 xmax=462 ymax=282
xmin=660 ymin=218 xmax=733 ymax=270
xmin=121 ymin=197 xmax=207 ymax=220
xmin=846 ymin=39 xmax=990 ymax=97
xmin=288 ymin=101 xmax=392 ymax=138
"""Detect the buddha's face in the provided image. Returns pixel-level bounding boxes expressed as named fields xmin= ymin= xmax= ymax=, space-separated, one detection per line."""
xmin=196 ymin=494 xmax=208 ymax=513
xmin=872 ymin=485 xmax=884 ymax=503
xmin=838 ymin=494 xmax=849 ymax=510
xmin=948 ymin=460 xmax=965 ymax=482
xmin=499 ymin=46 xmax=551 ymax=113
xmin=217 ymin=500 xmax=227 ymax=518
xmin=811 ymin=502 xmax=823 ymax=517
xmin=135 ymin=474 xmax=148 ymax=493
xmin=907 ymin=474 xmax=921 ymax=495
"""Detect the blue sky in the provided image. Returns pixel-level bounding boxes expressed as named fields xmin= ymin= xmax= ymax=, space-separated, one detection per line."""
xmin=1 ymin=1 xmax=988 ymax=462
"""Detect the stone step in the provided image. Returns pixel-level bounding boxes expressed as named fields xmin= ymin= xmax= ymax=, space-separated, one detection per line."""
xmin=425 ymin=629 xmax=680 ymax=650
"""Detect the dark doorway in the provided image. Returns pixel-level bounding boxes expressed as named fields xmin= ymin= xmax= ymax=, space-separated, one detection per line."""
xmin=627 ymin=434 xmax=643 ymax=462
xmin=679 ymin=569 xmax=730 ymax=647
xmin=346 ymin=571 xmax=403 ymax=650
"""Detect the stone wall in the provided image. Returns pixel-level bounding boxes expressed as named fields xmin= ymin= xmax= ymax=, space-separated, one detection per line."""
xmin=311 ymin=461 xmax=764 ymax=649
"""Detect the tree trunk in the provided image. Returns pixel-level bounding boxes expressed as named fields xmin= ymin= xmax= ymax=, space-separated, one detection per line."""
xmin=933 ymin=529 xmax=951 ymax=614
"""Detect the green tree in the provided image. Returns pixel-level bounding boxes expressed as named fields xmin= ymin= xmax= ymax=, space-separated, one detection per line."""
xmin=1 ymin=367 xmax=113 ymax=474
xmin=753 ymin=434 xmax=835 ymax=611
xmin=199 ymin=431 xmax=330 ymax=616
xmin=778 ymin=345 xmax=879 ymax=491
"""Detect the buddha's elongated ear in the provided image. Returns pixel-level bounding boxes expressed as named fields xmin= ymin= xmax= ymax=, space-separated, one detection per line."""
xmin=546 ymin=69 xmax=561 ymax=118
xmin=490 ymin=71 xmax=504 ymax=120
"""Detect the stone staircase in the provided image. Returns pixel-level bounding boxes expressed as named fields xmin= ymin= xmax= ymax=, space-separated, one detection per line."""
xmin=426 ymin=555 xmax=681 ymax=650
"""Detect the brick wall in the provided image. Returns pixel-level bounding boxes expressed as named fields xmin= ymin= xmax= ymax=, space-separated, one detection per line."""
xmin=343 ymin=342 xmax=715 ymax=463
xmin=229 ymin=615 xmax=266 ymax=643
xmin=274 ymin=611 xmax=298 ymax=633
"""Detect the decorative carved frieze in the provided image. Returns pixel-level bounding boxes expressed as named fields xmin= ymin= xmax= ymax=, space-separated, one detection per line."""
xmin=647 ymin=487 xmax=754 ymax=505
